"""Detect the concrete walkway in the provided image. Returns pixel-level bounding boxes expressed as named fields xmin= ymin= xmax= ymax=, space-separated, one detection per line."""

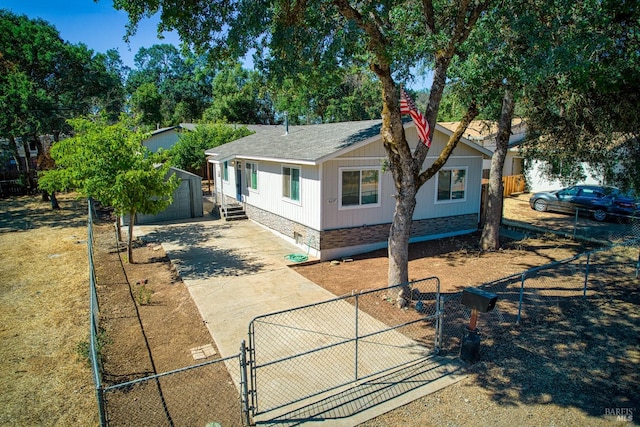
xmin=134 ymin=210 xmax=466 ymax=425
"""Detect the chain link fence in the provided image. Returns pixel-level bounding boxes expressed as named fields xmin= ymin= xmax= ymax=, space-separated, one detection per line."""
xmin=102 ymin=355 xmax=246 ymax=426
xmin=560 ymin=209 xmax=638 ymax=243
xmin=438 ymin=239 xmax=640 ymax=355
xmin=86 ymin=200 xmax=249 ymax=426
xmin=248 ymin=277 xmax=441 ymax=416
xmin=87 ymin=200 xmax=106 ymax=424
xmin=87 ymin=194 xmax=639 ymax=424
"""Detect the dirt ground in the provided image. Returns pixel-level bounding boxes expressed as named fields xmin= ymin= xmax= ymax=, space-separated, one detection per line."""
xmin=2 ymin=193 xmax=638 ymax=426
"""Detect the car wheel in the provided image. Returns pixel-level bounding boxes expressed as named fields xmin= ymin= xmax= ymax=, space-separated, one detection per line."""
xmin=533 ymin=199 xmax=548 ymax=212
xmin=593 ymin=209 xmax=607 ymax=221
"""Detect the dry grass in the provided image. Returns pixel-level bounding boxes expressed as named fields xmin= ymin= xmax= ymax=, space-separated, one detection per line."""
xmin=0 ymin=194 xmax=97 ymax=426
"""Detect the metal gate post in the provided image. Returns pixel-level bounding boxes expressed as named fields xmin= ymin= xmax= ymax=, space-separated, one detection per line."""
xmin=354 ymin=293 xmax=360 ymax=381
xmin=239 ymin=340 xmax=252 ymax=426
xmin=435 ymin=295 xmax=443 ymax=354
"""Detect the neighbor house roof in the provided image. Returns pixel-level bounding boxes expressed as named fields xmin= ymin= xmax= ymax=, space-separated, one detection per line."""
xmin=439 ymin=119 xmax=527 ymax=148
xmin=205 ymin=120 xmax=492 ymax=165
xmin=150 ymin=125 xmax=181 ymax=136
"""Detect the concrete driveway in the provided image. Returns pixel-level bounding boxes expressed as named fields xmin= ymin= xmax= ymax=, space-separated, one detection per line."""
xmin=134 ymin=210 xmax=466 ymax=425
xmin=134 ymin=216 xmax=334 ymax=359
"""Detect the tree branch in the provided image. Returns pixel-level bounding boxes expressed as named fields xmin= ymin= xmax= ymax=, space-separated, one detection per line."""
xmin=421 ymin=0 xmax=435 ymax=33
xmin=417 ymin=100 xmax=479 ymax=187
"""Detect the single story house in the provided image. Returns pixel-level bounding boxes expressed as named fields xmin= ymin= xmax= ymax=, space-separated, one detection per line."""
xmin=142 ymin=123 xmax=197 ymax=153
xmin=439 ymin=119 xmax=610 ymax=193
xmin=525 ymin=161 xmax=605 ymax=192
xmin=205 ymin=120 xmax=492 ymax=261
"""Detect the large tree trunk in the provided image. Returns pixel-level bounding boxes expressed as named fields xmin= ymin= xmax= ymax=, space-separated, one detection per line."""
xmin=373 ymin=65 xmax=419 ymax=307
xmin=333 ymin=0 xmax=489 ymax=307
xmin=388 ymin=182 xmax=418 ymax=307
xmin=480 ymin=88 xmax=515 ymax=251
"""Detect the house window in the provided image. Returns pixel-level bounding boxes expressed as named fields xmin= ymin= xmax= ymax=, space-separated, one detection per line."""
xmin=340 ymin=168 xmax=380 ymax=208
xmin=246 ymin=162 xmax=258 ymax=190
xmin=283 ymin=166 xmax=300 ymax=202
xmin=437 ymin=168 xmax=467 ymax=201
xmin=223 ymin=161 xmax=229 ymax=181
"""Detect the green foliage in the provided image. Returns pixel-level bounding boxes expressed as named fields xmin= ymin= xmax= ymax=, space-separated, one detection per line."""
xmin=272 ymin=69 xmax=382 ymax=124
xmin=129 ymin=82 xmax=163 ymax=128
xmin=38 ymin=117 xmax=179 ymax=217
xmin=76 ymin=328 xmax=110 ymax=367
xmin=125 ymin=44 xmax=213 ymax=126
xmin=436 ymin=87 xmax=466 ymax=122
xmin=516 ymin=0 xmax=640 ymax=193
xmin=202 ymin=63 xmax=272 ymax=124
xmin=0 ymin=10 xmax=125 ymax=139
xmin=135 ymin=284 xmax=153 ymax=305
xmin=171 ymin=123 xmax=253 ymax=174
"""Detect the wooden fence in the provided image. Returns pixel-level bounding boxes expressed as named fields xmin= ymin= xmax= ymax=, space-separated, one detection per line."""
xmin=502 ymin=174 xmax=525 ymax=196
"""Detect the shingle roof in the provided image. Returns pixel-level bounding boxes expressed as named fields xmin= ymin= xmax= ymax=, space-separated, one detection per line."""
xmin=204 ymin=120 xmax=384 ymax=164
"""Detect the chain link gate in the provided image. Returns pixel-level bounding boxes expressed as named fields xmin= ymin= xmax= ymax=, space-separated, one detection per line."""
xmin=244 ymin=277 xmax=442 ymax=420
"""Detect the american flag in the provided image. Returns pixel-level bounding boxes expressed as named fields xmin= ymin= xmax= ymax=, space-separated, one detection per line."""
xmin=400 ymin=88 xmax=431 ymax=147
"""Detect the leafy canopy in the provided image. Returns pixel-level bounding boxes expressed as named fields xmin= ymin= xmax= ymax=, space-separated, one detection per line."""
xmin=38 ymin=117 xmax=179 ymax=218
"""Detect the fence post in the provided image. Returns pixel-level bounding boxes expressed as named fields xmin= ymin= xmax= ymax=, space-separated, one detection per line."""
xmin=573 ymin=209 xmax=579 ymax=240
xmin=239 ymin=340 xmax=252 ymax=426
xmin=96 ymin=387 xmax=106 ymax=427
xmin=435 ymin=295 xmax=444 ymax=354
xmin=583 ymin=252 xmax=591 ymax=298
xmin=516 ymin=273 xmax=526 ymax=325
xmin=354 ymin=293 xmax=360 ymax=381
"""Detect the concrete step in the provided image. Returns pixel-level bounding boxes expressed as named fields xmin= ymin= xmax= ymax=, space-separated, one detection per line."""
xmin=222 ymin=205 xmax=247 ymax=221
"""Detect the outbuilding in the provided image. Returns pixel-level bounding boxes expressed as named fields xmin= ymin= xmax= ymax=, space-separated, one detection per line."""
xmin=134 ymin=166 xmax=204 ymax=224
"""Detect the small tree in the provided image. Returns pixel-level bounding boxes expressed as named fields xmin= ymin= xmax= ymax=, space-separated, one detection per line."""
xmin=38 ymin=117 xmax=179 ymax=262
xmin=171 ymin=123 xmax=253 ymax=175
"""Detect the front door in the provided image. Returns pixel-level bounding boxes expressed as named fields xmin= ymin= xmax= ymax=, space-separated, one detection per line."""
xmin=236 ymin=162 xmax=242 ymax=202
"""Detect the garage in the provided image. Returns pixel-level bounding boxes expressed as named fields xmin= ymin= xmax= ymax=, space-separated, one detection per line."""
xmin=135 ymin=167 xmax=204 ymax=224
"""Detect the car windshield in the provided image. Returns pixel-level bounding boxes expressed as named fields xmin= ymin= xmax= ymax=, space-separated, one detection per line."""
xmin=607 ymin=188 xmax=637 ymax=199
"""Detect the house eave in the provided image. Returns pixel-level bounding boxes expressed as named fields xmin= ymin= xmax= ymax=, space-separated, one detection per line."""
xmin=207 ymin=153 xmax=317 ymax=166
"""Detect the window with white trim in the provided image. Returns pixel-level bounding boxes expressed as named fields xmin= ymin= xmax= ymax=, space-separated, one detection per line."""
xmin=340 ymin=168 xmax=380 ymax=208
xmin=223 ymin=161 xmax=229 ymax=181
xmin=245 ymin=161 xmax=258 ymax=190
xmin=282 ymin=166 xmax=300 ymax=202
xmin=437 ymin=167 xmax=467 ymax=201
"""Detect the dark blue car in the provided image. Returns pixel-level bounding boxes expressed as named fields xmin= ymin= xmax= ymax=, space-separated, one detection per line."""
xmin=529 ymin=185 xmax=639 ymax=222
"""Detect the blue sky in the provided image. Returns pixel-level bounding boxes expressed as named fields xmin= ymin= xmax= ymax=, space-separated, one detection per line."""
xmin=2 ymin=0 xmax=431 ymax=89
xmin=2 ymin=0 xmax=181 ymax=68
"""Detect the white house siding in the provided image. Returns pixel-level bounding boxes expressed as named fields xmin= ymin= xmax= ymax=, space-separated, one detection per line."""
xmin=321 ymin=127 xmax=485 ymax=229
xmin=316 ymin=128 xmax=484 ymax=261
xmin=241 ymin=160 xmax=322 ymax=230
xmin=321 ymin=158 xmax=395 ymax=229
xmin=525 ymin=160 xmax=603 ymax=193
xmin=214 ymin=161 xmax=240 ymax=205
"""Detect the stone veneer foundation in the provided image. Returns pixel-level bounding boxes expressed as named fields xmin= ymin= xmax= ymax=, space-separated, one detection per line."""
xmin=223 ymin=196 xmax=478 ymax=256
